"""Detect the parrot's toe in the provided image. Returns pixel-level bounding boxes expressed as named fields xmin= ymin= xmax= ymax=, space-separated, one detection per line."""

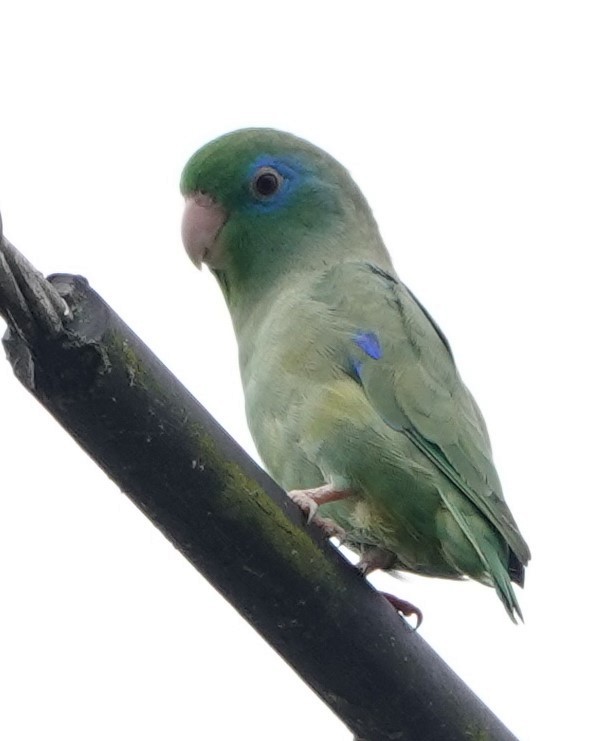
xmin=311 ymin=514 xmax=347 ymax=543
xmin=287 ymin=484 xmax=352 ymax=534
xmin=287 ymin=489 xmax=319 ymax=522
xmin=286 ymin=487 xmax=349 ymax=542
xmin=288 ymin=484 xmax=352 ymax=515
xmin=381 ymin=592 xmax=423 ymax=630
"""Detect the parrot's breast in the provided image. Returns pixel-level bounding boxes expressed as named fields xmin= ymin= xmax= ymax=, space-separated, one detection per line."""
xmin=236 ymin=291 xmax=463 ymax=578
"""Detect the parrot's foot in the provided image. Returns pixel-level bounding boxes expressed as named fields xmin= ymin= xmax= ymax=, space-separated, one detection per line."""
xmin=288 ymin=483 xmax=352 ymax=521
xmin=287 ymin=484 xmax=351 ymax=542
xmin=310 ymin=514 xmax=347 ymax=542
xmin=356 ymin=547 xmax=397 ymax=576
xmin=381 ymin=592 xmax=423 ymax=630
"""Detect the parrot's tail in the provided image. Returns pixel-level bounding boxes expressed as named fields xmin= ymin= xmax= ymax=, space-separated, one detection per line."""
xmin=436 ymin=487 xmax=524 ymax=623
xmin=485 ymin=550 xmax=524 ymax=623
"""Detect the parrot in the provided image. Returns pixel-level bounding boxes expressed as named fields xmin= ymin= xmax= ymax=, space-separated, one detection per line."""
xmin=180 ymin=128 xmax=530 ymax=624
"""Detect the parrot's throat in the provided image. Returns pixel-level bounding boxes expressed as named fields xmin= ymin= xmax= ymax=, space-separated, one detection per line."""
xmin=212 ymin=269 xmax=232 ymax=303
xmin=212 ymin=216 xmax=392 ymax=337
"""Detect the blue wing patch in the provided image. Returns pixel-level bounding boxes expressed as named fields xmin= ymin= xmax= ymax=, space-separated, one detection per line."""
xmin=353 ymin=331 xmax=383 ymax=359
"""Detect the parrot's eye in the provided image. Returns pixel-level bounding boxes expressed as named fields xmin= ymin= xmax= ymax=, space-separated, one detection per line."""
xmin=251 ymin=167 xmax=283 ymax=198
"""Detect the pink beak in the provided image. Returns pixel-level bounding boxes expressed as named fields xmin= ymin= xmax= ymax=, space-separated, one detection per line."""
xmin=181 ymin=193 xmax=227 ymax=268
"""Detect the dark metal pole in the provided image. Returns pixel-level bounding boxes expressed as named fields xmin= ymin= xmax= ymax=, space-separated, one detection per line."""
xmin=0 ymin=228 xmax=519 ymax=741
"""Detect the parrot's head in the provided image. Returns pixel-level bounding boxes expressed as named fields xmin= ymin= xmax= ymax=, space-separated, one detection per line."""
xmin=180 ymin=128 xmax=388 ymax=303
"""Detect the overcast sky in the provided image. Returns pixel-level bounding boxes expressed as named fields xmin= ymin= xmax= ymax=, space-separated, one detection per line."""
xmin=1 ymin=3 xmax=605 ymax=739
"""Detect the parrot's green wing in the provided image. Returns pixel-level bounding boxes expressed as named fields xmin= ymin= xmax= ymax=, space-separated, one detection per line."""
xmin=312 ymin=262 xmax=531 ymax=575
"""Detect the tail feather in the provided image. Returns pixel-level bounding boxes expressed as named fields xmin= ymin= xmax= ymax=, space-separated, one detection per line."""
xmin=508 ymin=549 xmax=526 ymax=587
xmin=437 ymin=487 xmax=524 ymax=622
xmin=486 ymin=549 xmax=524 ymax=623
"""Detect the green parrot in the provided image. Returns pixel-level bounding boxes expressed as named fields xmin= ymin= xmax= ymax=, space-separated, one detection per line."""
xmin=180 ymin=128 xmax=530 ymax=624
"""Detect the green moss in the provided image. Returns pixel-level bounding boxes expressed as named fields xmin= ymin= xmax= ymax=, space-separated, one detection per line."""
xmin=193 ymin=428 xmax=342 ymax=585
xmin=118 ymin=338 xmax=145 ymax=387
xmin=463 ymin=725 xmax=493 ymax=740
xmin=108 ymin=334 xmax=343 ymax=590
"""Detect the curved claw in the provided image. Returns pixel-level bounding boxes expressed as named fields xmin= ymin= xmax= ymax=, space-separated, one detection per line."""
xmin=381 ymin=592 xmax=423 ymax=630
xmin=287 ymin=490 xmax=319 ymax=522
xmin=287 ymin=485 xmax=351 ymax=541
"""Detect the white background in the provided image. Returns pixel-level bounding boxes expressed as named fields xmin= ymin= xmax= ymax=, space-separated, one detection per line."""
xmin=1 ymin=3 xmax=605 ymax=739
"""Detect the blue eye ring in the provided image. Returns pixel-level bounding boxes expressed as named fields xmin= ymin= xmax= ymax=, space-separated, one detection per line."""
xmin=251 ymin=166 xmax=283 ymax=199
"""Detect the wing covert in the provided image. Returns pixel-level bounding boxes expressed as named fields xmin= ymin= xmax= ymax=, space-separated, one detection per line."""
xmin=312 ymin=261 xmax=530 ymax=566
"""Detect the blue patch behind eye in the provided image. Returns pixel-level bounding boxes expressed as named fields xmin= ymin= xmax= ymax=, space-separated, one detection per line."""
xmin=353 ymin=331 xmax=383 ymax=359
xmin=246 ymin=155 xmax=302 ymax=212
xmin=249 ymin=155 xmax=301 ymax=179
